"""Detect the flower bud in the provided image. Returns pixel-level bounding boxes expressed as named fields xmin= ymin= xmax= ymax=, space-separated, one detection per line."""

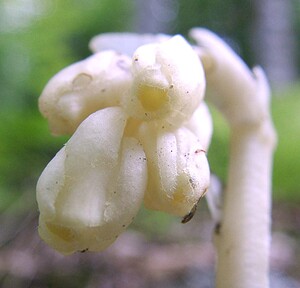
xmin=89 ymin=32 xmax=171 ymax=55
xmin=124 ymin=35 xmax=206 ymax=127
xmin=37 ymin=107 xmax=147 ymax=254
xmin=137 ymin=108 xmax=211 ymax=217
xmin=39 ymin=51 xmax=132 ymax=135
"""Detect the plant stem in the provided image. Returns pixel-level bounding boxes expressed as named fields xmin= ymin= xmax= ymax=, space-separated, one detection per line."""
xmin=215 ymin=122 xmax=276 ymax=288
xmin=189 ymin=28 xmax=277 ymax=288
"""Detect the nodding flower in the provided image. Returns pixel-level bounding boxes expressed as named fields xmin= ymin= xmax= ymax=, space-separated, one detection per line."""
xmin=37 ymin=34 xmax=212 ymax=255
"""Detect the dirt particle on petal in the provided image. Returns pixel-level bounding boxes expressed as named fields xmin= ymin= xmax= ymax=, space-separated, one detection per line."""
xmin=195 ymin=149 xmax=206 ymax=154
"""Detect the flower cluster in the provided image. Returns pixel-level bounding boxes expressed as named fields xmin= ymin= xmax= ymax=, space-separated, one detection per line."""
xmin=37 ymin=34 xmax=212 ymax=254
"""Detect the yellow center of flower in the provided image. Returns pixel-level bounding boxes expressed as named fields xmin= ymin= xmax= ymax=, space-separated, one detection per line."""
xmin=46 ymin=223 xmax=75 ymax=242
xmin=137 ymin=85 xmax=169 ymax=111
xmin=172 ymin=189 xmax=186 ymax=203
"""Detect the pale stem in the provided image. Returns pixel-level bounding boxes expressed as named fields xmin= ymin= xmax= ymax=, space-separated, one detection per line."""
xmin=215 ymin=122 xmax=276 ymax=288
xmin=189 ymin=28 xmax=277 ymax=288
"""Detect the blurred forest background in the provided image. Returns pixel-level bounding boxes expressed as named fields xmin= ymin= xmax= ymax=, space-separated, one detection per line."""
xmin=1 ymin=0 xmax=300 ymax=287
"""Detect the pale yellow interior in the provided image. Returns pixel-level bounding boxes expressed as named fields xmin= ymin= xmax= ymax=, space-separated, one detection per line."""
xmin=137 ymin=85 xmax=169 ymax=111
xmin=46 ymin=222 xmax=75 ymax=242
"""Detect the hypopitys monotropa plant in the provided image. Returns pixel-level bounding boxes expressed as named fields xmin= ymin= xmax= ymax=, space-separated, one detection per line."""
xmin=37 ymin=28 xmax=276 ymax=288
xmin=37 ymin=35 xmax=212 ymax=255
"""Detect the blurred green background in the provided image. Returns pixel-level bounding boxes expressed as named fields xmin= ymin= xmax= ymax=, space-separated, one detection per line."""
xmin=1 ymin=0 xmax=299 ymax=212
xmin=1 ymin=0 xmax=300 ymax=287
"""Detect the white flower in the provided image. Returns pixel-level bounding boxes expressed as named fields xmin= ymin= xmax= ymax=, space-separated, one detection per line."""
xmin=89 ymin=32 xmax=171 ymax=55
xmin=37 ymin=34 xmax=211 ymax=254
xmin=139 ymin=125 xmax=210 ymax=217
xmin=37 ymin=107 xmax=147 ymax=254
xmin=124 ymin=35 xmax=206 ymax=126
xmin=39 ymin=51 xmax=132 ymax=135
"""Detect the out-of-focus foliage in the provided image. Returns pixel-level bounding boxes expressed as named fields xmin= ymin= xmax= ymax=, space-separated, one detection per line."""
xmin=272 ymin=85 xmax=300 ymax=202
xmin=0 ymin=0 xmax=134 ymax=210
xmin=294 ymin=1 xmax=300 ymax=70
xmin=206 ymin=105 xmax=230 ymax=183
xmin=0 ymin=110 xmax=68 ymax=210
xmin=176 ymin=0 xmax=255 ymax=65
xmin=0 ymin=0 xmax=134 ymax=111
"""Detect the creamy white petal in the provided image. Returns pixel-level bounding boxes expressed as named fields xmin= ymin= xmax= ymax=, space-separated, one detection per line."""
xmin=124 ymin=35 xmax=206 ymax=127
xmin=138 ymin=122 xmax=210 ymax=217
xmin=89 ymin=32 xmax=171 ymax=55
xmin=37 ymin=107 xmax=147 ymax=254
xmin=184 ymin=102 xmax=213 ymax=151
xmin=39 ymin=51 xmax=132 ymax=135
xmin=36 ymin=148 xmax=66 ymax=220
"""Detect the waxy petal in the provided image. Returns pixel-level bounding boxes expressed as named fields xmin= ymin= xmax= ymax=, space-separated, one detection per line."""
xmin=37 ymin=107 xmax=147 ymax=254
xmin=124 ymin=35 xmax=206 ymax=127
xmin=138 ymin=120 xmax=210 ymax=217
xmin=39 ymin=51 xmax=132 ymax=135
xmin=89 ymin=32 xmax=171 ymax=55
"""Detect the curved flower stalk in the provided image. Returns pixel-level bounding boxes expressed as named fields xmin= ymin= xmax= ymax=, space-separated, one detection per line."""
xmin=37 ymin=35 xmax=211 ymax=254
xmin=190 ymin=28 xmax=277 ymax=288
